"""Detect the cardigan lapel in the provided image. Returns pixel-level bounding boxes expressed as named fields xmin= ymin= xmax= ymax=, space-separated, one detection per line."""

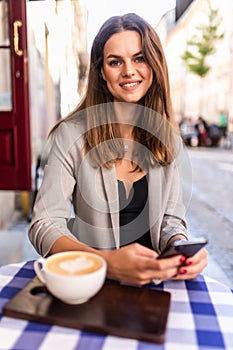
xmin=148 ymin=165 xmax=166 ymax=248
xmin=101 ymin=165 xmax=120 ymax=249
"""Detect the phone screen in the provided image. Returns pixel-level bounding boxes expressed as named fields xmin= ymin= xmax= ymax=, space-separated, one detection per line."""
xmin=157 ymin=239 xmax=208 ymax=259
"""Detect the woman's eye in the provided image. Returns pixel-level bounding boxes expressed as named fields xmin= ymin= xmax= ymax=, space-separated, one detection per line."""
xmin=135 ymin=56 xmax=145 ymax=63
xmin=109 ymin=60 xmax=121 ymax=66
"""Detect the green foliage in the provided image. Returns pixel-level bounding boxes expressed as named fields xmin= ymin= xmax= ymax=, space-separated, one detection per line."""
xmin=181 ymin=1 xmax=224 ymax=78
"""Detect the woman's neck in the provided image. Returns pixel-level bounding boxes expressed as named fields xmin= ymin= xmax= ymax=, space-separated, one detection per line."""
xmin=113 ymin=102 xmax=140 ymax=138
xmin=119 ymin=124 xmax=134 ymax=140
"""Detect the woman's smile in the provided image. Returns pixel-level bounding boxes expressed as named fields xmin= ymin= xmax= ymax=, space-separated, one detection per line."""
xmin=119 ymin=80 xmax=142 ymax=90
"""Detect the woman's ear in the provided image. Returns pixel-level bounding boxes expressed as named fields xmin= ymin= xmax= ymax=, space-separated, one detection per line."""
xmin=101 ymin=68 xmax=106 ymax=81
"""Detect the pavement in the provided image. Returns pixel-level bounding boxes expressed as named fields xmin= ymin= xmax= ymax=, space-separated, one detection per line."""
xmin=0 ymin=213 xmax=40 ymax=266
xmin=0 ymin=212 xmax=232 ymax=290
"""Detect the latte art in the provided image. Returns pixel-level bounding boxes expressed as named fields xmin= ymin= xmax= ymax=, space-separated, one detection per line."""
xmin=60 ymin=257 xmax=94 ymax=273
xmin=46 ymin=252 xmax=103 ymax=276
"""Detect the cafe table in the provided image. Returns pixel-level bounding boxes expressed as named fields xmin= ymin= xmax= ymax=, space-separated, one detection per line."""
xmin=0 ymin=260 xmax=233 ymax=350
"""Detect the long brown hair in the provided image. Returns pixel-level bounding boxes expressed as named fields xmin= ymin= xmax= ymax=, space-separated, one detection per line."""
xmin=51 ymin=13 xmax=179 ymax=167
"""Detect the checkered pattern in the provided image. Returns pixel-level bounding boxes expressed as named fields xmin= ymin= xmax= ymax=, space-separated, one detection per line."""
xmin=0 ymin=261 xmax=233 ymax=350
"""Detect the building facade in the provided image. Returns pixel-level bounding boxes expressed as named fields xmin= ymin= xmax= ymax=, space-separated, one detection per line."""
xmin=157 ymin=0 xmax=233 ymax=128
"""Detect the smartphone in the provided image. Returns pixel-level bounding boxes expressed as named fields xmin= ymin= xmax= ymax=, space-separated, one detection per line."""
xmin=157 ymin=238 xmax=208 ymax=259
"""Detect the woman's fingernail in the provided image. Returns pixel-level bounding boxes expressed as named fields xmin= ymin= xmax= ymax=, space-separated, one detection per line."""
xmin=186 ymin=261 xmax=192 ymax=266
xmin=179 ymin=256 xmax=186 ymax=263
xmin=179 ymin=268 xmax=187 ymax=275
xmin=172 ymin=274 xmax=178 ymax=278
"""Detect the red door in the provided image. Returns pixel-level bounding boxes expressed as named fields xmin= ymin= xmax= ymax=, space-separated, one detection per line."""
xmin=0 ymin=0 xmax=31 ymax=190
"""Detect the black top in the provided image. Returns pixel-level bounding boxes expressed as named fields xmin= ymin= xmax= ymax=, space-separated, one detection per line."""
xmin=118 ymin=174 xmax=153 ymax=249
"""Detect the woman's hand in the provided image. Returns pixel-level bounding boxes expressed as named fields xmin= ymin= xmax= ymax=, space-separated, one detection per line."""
xmin=101 ymin=243 xmax=186 ymax=285
xmin=172 ymin=247 xmax=208 ymax=281
xmin=50 ymin=237 xmax=208 ymax=285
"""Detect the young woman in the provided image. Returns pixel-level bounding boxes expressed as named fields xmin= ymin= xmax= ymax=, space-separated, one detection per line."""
xmin=29 ymin=13 xmax=207 ymax=285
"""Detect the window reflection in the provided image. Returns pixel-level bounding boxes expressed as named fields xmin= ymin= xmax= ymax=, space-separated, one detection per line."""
xmin=0 ymin=49 xmax=12 ymax=111
xmin=0 ymin=0 xmax=9 ymax=46
xmin=0 ymin=1 xmax=12 ymax=111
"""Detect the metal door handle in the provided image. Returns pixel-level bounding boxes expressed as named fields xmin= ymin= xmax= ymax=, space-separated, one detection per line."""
xmin=13 ymin=20 xmax=23 ymax=56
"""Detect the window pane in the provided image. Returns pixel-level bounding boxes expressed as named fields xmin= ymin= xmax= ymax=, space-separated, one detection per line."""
xmin=0 ymin=49 xmax=12 ymax=111
xmin=0 ymin=0 xmax=9 ymax=46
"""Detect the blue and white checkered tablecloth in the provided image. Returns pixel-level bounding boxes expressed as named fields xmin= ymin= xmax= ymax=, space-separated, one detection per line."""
xmin=0 ymin=261 xmax=233 ymax=350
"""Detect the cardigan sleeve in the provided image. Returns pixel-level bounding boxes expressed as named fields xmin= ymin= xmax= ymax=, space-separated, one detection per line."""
xmin=28 ymin=121 xmax=82 ymax=257
xmin=159 ymin=140 xmax=189 ymax=252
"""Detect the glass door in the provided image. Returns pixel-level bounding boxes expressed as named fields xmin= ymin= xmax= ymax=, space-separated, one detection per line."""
xmin=0 ymin=0 xmax=31 ymax=190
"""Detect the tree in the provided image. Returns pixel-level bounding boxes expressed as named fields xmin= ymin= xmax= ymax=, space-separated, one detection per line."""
xmin=181 ymin=0 xmax=224 ymax=79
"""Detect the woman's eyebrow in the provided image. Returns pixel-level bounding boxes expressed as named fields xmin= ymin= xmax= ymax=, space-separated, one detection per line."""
xmin=106 ymin=51 xmax=142 ymax=60
xmin=106 ymin=54 xmax=121 ymax=59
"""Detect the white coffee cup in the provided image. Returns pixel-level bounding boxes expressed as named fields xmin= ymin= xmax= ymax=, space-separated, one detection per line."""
xmin=34 ymin=251 xmax=107 ymax=304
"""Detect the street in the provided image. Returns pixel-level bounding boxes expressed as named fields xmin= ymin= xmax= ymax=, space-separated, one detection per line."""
xmin=184 ymin=146 xmax=233 ymax=285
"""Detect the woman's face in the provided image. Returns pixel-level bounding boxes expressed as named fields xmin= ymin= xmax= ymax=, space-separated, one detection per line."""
xmin=101 ymin=30 xmax=153 ymax=103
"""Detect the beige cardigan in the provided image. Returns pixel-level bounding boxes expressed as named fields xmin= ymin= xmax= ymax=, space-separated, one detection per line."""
xmin=28 ymin=118 xmax=188 ymax=257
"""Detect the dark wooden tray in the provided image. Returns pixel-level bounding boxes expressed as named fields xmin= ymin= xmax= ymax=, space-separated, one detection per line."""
xmin=3 ymin=277 xmax=171 ymax=344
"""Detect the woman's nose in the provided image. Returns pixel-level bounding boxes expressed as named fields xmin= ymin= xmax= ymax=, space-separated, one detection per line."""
xmin=122 ymin=62 xmax=135 ymax=77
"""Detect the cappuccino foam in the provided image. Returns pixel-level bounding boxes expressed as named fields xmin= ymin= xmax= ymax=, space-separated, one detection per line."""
xmin=46 ymin=253 xmax=103 ymax=275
